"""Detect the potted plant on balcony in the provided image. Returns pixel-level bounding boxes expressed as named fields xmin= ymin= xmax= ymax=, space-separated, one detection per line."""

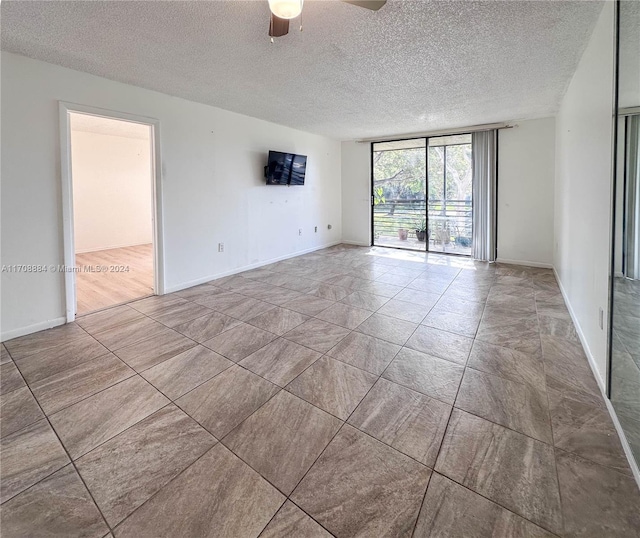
xmin=415 ymin=218 xmax=427 ymax=242
xmin=453 ymin=226 xmax=471 ymax=247
xmin=456 ymin=236 xmax=472 ymax=247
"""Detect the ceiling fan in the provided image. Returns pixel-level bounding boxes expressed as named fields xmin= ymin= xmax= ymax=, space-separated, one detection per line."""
xmin=268 ymin=0 xmax=387 ymax=38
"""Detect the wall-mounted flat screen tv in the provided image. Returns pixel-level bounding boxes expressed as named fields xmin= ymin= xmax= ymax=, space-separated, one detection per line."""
xmin=265 ymin=151 xmax=307 ymax=185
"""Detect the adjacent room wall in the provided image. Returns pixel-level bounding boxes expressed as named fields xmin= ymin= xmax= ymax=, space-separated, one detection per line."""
xmin=497 ymin=118 xmax=556 ymax=267
xmin=0 ymin=52 xmax=342 ymax=339
xmin=71 ymin=127 xmax=153 ymax=253
xmin=554 ymin=1 xmax=615 ymax=386
xmin=341 ymin=119 xmax=557 ymax=266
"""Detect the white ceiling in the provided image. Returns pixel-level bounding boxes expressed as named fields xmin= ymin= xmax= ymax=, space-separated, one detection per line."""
xmin=1 ymin=0 xmax=603 ymax=140
xmin=70 ymin=113 xmax=151 ymax=140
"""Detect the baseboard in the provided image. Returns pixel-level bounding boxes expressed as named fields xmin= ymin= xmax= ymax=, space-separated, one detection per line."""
xmin=75 ymin=241 xmax=152 ymax=254
xmin=2 ymin=241 xmax=342 ymax=340
xmin=604 ymin=396 xmax=640 ymax=486
xmin=554 ymin=267 xmax=607 ymax=391
xmin=164 ymin=240 xmax=343 ymax=293
xmin=1 ymin=316 xmax=67 ymax=342
xmin=553 ymin=267 xmax=640 ymax=488
xmin=496 ymin=257 xmax=553 ymax=269
xmin=341 ymin=240 xmax=370 ymax=247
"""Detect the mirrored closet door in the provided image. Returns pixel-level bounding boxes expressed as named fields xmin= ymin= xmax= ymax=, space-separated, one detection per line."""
xmin=609 ymin=0 xmax=640 ymax=468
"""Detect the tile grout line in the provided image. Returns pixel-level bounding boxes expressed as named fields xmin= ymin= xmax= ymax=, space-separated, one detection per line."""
xmin=105 ymin=261 xmax=393 ymax=532
xmin=16 ymin=307 xmax=209 ymax=416
xmin=553 ymin=445 xmax=638 ymax=478
xmin=414 ymin=470 xmax=564 ymax=538
xmin=42 ymin=375 xmax=177 ymax=460
xmin=408 ymin=268 xmax=496 ymax=537
xmin=1 ymin=356 xmax=114 ymax=535
xmin=11 ymin=324 xmax=227 ymax=463
xmin=534 ymin=295 xmax=633 ymax=471
xmin=535 ymin=281 xmax=567 ymax=535
xmin=263 ymin=271 xmax=466 ymax=535
xmin=212 ymin=266 xmax=551 ymax=481
xmin=109 ymin=440 xmax=228 ymax=534
xmin=281 ymin=498 xmax=337 ymax=537
xmin=34 ymin=356 xmax=138 ymax=416
xmin=426 ymin=266 xmax=566 ymax=536
xmin=213 ymin=292 xmax=419 ymax=533
xmin=4 ymin=266 xmax=512 ymax=433
xmin=6 ymin=247 xmax=604 ymax=536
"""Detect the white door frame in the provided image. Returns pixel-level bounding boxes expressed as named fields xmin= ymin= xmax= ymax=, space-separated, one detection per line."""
xmin=59 ymin=101 xmax=165 ymax=323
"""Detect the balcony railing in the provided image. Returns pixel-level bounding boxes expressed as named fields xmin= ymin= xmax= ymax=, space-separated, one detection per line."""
xmin=373 ymin=198 xmax=472 ymax=250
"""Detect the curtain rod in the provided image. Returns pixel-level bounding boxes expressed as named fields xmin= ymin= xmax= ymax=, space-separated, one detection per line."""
xmin=355 ymin=122 xmax=515 ymax=144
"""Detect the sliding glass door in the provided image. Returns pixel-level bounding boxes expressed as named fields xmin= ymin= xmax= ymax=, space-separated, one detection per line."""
xmin=372 ymin=138 xmax=427 ymax=251
xmin=372 ymin=135 xmax=473 ymax=256
xmin=428 ymin=135 xmax=473 ymax=255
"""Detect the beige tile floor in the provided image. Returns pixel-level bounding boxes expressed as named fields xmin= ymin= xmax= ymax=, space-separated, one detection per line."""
xmin=1 ymin=244 xmax=639 ymax=537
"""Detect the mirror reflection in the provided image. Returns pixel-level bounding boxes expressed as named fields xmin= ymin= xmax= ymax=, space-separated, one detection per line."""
xmin=610 ymin=0 xmax=640 ymax=467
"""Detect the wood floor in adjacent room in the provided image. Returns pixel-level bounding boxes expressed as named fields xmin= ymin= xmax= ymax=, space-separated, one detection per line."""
xmin=1 ymin=245 xmax=639 ymax=537
xmin=75 ymin=244 xmax=153 ymax=315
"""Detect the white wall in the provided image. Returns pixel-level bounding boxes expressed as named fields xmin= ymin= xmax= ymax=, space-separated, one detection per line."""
xmin=497 ymin=118 xmax=556 ymax=267
xmin=0 ymin=52 xmax=342 ymax=340
xmin=341 ymin=140 xmax=371 ymax=245
xmin=71 ymin=129 xmax=153 ymax=253
xmin=554 ymin=1 xmax=614 ymax=386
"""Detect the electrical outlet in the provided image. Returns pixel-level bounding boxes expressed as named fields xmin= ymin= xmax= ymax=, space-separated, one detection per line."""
xmin=298 ymin=229 xmax=302 ymax=236
xmin=314 ymin=226 xmax=318 ymax=233
xmin=327 ymin=224 xmax=332 ymax=230
xmin=599 ymin=307 xmax=604 ymax=330
xmin=218 ymin=243 xmax=224 ymax=253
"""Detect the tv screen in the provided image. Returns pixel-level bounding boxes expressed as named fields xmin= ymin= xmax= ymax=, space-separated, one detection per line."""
xmin=265 ymin=151 xmax=307 ymax=185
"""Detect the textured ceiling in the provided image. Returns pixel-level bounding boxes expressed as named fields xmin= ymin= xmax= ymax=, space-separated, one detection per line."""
xmin=1 ymin=0 xmax=603 ymax=140
xmin=70 ymin=113 xmax=151 ymax=140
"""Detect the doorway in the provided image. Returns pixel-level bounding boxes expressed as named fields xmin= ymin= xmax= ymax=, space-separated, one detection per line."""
xmin=371 ymin=134 xmax=473 ymax=256
xmin=60 ymin=105 xmax=162 ymax=320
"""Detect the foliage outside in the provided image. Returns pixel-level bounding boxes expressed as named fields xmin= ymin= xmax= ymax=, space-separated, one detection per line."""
xmin=373 ymin=144 xmax=472 ymax=202
xmin=372 ymin=142 xmax=473 ymax=246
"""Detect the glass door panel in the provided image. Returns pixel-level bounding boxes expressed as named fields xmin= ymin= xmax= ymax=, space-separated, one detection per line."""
xmin=427 ymin=135 xmax=473 ymax=255
xmin=372 ymin=138 xmax=427 ymax=251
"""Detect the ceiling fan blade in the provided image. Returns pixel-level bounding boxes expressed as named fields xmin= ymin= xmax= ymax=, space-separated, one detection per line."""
xmin=342 ymin=0 xmax=386 ymax=11
xmin=269 ymin=13 xmax=290 ymax=37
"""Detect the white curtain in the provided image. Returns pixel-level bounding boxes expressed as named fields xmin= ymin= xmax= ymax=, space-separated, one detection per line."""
xmin=624 ymin=114 xmax=640 ymax=279
xmin=472 ymin=130 xmax=498 ymax=261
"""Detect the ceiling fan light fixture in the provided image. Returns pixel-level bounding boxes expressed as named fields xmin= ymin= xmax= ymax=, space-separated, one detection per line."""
xmin=268 ymin=0 xmax=303 ymax=20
